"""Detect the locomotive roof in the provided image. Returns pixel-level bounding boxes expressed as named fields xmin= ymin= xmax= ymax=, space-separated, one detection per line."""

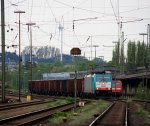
xmin=90 ymin=65 xmax=119 ymax=74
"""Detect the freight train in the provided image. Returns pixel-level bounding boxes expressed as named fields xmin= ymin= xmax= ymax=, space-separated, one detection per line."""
xmin=29 ymin=74 xmax=122 ymax=97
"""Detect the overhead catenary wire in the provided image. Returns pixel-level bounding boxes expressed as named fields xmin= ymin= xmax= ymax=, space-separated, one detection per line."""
xmin=109 ymin=0 xmax=119 ymax=23
xmin=3 ymin=0 xmax=150 ymax=61
xmin=5 ymin=0 xmax=27 ymax=9
xmin=30 ymin=0 xmax=33 ymax=21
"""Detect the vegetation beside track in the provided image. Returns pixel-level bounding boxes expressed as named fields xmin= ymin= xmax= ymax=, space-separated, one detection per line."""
xmin=128 ymin=101 xmax=150 ymax=126
xmin=136 ymin=107 xmax=149 ymax=116
xmin=47 ymin=97 xmax=73 ymax=108
xmin=47 ymin=99 xmax=109 ymax=125
xmin=136 ymin=82 xmax=150 ymax=100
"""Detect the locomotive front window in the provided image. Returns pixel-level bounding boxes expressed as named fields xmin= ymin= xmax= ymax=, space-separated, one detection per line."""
xmin=112 ymin=83 xmax=121 ymax=86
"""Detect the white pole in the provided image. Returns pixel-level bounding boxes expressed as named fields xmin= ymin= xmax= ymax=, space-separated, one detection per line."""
xmin=91 ymin=36 xmax=92 ymax=60
xmin=148 ymin=24 xmax=150 ymax=46
xmin=59 ymin=23 xmax=63 ymax=62
xmin=118 ymin=0 xmax=120 ymax=65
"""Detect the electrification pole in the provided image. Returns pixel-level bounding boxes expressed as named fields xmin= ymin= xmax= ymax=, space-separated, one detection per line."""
xmin=139 ymin=33 xmax=148 ymax=43
xmin=59 ymin=23 xmax=63 ymax=62
xmin=117 ymin=0 xmax=121 ymax=65
xmin=1 ymin=0 xmax=5 ymax=103
xmin=90 ymin=36 xmax=93 ymax=60
xmin=14 ymin=10 xmax=25 ymax=102
xmin=147 ymin=24 xmax=150 ymax=69
xmin=148 ymin=24 xmax=150 ymax=46
xmin=26 ymin=22 xmax=36 ymax=98
xmin=93 ymin=45 xmax=99 ymax=60
xmin=139 ymin=33 xmax=148 ymax=87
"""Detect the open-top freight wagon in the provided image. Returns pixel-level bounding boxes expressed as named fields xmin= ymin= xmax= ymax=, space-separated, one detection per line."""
xmin=29 ymin=78 xmax=84 ymax=96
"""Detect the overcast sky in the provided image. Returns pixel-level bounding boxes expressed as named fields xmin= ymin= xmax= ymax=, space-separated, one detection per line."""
xmin=1 ymin=0 xmax=150 ymax=61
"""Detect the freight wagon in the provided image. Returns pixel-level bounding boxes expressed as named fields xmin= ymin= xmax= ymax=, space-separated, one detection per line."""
xmin=29 ymin=78 xmax=84 ymax=96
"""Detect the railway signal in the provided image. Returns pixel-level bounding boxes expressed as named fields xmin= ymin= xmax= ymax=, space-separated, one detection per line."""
xmin=70 ymin=47 xmax=81 ymax=110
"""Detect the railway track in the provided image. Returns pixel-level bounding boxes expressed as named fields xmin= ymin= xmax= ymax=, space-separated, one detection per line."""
xmin=0 ymin=99 xmax=55 ymax=111
xmin=4 ymin=92 xmax=51 ymax=100
xmin=2 ymin=91 xmax=71 ymax=101
xmin=89 ymin=100 xmax=128 ymax=126
xmin=0 ymin=100 xmax=88 ymax=126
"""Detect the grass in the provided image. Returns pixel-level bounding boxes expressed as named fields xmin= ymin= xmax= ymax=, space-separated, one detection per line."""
xmin=136 ymin=107 xmax=149 ymax=116
xmin=48 ymin=99 xmax=109 ymax=125
xmin=49 ymin=111 xmax=67 ymax=124
xmin=47 ymin=97 xmax=73 ymax=108
xmin=70 ymin=100 xmax=108 ymax=125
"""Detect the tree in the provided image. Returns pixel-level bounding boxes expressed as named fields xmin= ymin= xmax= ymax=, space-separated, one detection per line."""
xmin=126 ymin=40 xmax=149 ymax=69
xmin=127 ymin=41 xmax=136 ymax=69
xmin=136 ymin=41 xmax=142 ymax=66
xmin=112 ymin=50 xmax=116 ymax=65
xmin=112 ymin=44 xmax=119 ymax=66
xmin=22 ymin=46 xmax=60 ymax=59
xmin=135 ymin=41 xmax=147 ymax=67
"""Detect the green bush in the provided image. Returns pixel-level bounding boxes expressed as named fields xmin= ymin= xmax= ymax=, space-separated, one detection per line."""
xmin=65 ymin=97 xmax=74 ymax=103
xmin=49 ymin=111 xmax=68 ymax=124
xmin=47 ymin=100 xmax=69 ymax=108
xmin=136 ymin=82 xmax=150 ymax=100
xmin=52 ymin=111 xmax=66 ymax=118
xmin=136 ymin=107 xmax=149 ymax=116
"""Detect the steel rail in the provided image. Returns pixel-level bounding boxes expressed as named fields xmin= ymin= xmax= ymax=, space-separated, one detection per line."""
xmin=0 ymin=103 xmax=73 ymax=125
xmin=0 ymin=100 xmax=88 ymax=126
xmin=89 ymin=101 xmax=128 ymax=126
xmin=125 ymin=102 xmax=128 ymax=126
xmin=0 ymin=99 xmax=55 ymax=111
xmin=89 ymin=102 xmax=115 ymax=126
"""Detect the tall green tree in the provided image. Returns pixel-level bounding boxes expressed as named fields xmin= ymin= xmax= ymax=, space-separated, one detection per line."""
xmin=112 ymin=44 xmax=119 ymax=66
xmin=136 ymin=41 xmax=142 ymax=66
xmin=111 ymin=40 xmax=149 ymax=70
xmin=127 ymin=41 xmax=136 ymax=69
xmin=136 ymin=41 xmax=147 ymax=67
xmin=112 ymin=50 xmax=116 ymax=65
